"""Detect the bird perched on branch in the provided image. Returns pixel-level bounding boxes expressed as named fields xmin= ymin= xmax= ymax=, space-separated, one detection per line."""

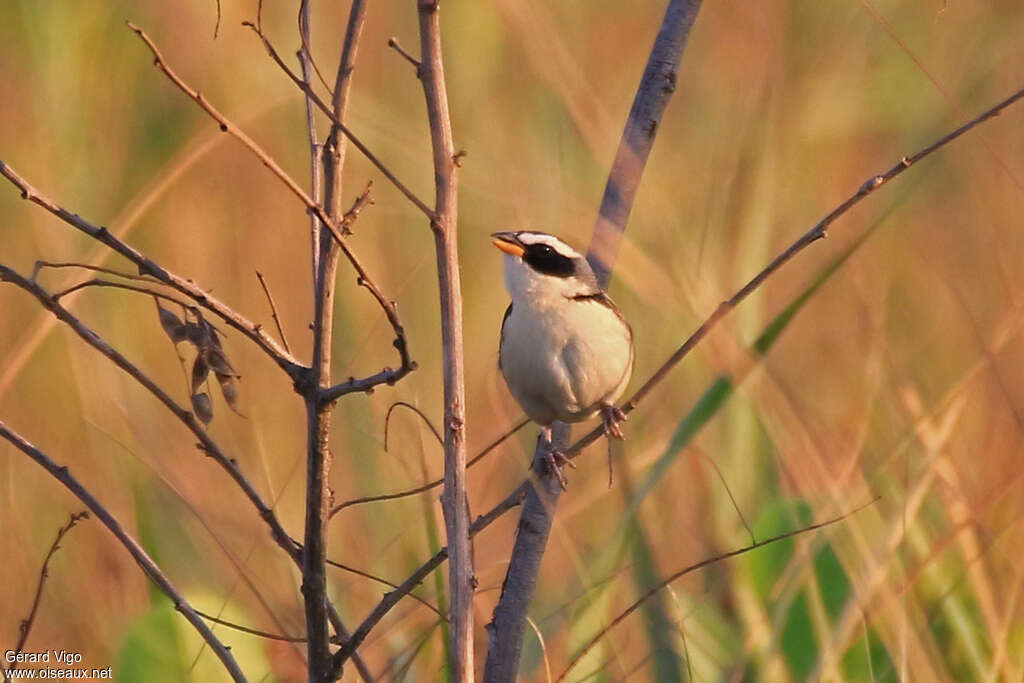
xmin=492 ymin=231 xmax=633 ymax=488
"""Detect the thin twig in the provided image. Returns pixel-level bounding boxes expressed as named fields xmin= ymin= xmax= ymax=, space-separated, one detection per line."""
xmin=3 ymin=512 xmax=89 ymax=681
xmin=242 ymin=21 xmax=436 ymax=219
xmin=330 ymin=418 xmax=530 ymax=518
xmin=323 ymin=557 xmax=445 ymax=619
xmin=52 ymin=278 xmax=197 ymax=310
xmin=126 ymin=23 xmax=353 ymax=248
xmin=336 ymin=81 xmax=1024 ymax=668
xmin=384 ymin=401 xmax=445 ymax=449
xmin=255 ymin=271 xmax=291 ymax=354
xmin=0 ymin=159 xmax=303 ymax=378
xmin=32 ymin=260 xmax=156 ymax=283
xmin=127 ymin=18 xmax=405 ymax=395
xmin=387 ymin=37 xmax=422 ymax=75
xmin=554 ymin=498 xmax=881 ymax=682
xmin=319 ymin=182 xmax=418 ymax=402
xmin=296 ymin=1 xmax=335 ymax=98
xmin=298 ymin=0 xmax=324 ymax=285
xmin=196 ymin=608 xmax=306 ymax=643
xmin=0 ymin=422 xmax=248 ymax=683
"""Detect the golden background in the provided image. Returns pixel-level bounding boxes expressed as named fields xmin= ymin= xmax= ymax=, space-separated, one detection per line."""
xmin=1 ymin=0 xmax=1022 ymax=680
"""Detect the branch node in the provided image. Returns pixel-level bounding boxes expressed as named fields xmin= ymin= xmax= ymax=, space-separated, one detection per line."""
xmin=452 ymin=149 xmax=467 ymax=167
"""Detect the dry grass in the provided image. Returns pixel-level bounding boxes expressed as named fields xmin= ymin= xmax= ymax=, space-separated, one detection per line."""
xmin=1 ymin=1 xmax=1023 ymax=681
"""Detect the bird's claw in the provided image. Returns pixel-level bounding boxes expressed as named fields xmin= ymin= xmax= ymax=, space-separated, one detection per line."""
xmin=543 ymin=449 xmax=576 ymax=491
xmin=601 ymin=403 xmax=627 ymax=439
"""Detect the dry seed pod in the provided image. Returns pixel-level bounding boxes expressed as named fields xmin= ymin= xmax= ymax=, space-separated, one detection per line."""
xmin=203 ymin=320 xmax=223 ymax=350
xmin=184 ymin=322 xmax=205 ymax=346
xmin=191 ymin=355 xmax=210 ymax=394
xmin=216 ymin=373 xmax=241 ymax=413
xmin=191 ymin=392 xmax=214 ymax=425
xmin=157 ymin=305 xmax=186 ymax=343
xmin=204 ymin=346 xmax=237 ymax=377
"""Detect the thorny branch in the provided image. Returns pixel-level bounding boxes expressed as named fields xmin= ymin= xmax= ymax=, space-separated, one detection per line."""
xmin=332 ymin=82 xmax=1024 ymax=666
xmin=0 ymin=423 xmax=247 ymax=683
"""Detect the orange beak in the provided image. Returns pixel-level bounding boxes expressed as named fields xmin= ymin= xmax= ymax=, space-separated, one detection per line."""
xmin=491 ymin=232 xmax=525 ymax=257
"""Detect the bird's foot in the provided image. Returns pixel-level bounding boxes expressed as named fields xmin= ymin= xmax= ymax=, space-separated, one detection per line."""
xmin=543 ymin=448 xmax=576 ymax=491
xmin=600 ymin=403 xmax=627 ymax=440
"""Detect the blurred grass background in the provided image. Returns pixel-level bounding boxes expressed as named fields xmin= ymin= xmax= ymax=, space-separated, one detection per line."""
xmin=1 ymin=0 xmax=1023 ymax=681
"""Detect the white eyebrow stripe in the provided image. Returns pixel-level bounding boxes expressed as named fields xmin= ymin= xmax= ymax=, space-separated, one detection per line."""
xmin=515 ymin=232 xmax=582 ymax=258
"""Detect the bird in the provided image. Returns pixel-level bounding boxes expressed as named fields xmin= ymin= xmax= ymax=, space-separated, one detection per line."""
xmin=492 ymin=230 xmax=634 ymax=488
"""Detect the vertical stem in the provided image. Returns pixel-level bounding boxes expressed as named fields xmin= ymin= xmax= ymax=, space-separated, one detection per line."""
xmin=303 ymin=2 xmax=369 ymax=681
xmin=482 ymin=1 xmax=703 ymax=680
xmin=587 ymin=0 xmax=703 ymax=287
xmin=483 ymin=425 xmax=568 ymax=683
xmin=417 ymin=1 xmax=473 ymax=680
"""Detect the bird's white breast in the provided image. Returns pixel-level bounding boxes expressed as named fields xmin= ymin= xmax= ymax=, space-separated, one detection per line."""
xmin=499 ymin=291 xmax=633 ymax=426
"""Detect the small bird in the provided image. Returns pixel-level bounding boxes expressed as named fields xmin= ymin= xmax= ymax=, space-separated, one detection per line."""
xmin=492 ymin=231 xmax=633 ymax=488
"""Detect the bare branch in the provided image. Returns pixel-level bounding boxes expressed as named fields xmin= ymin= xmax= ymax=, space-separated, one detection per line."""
xmin=241 ymin=21 xmax=436 ymax=219
xmin=387 ymin=37 xmax=422 ymax=75
xmin=413 ymin=2 xmax=473 ymax=680
xmin=300 ymin=3 xmax=379 ymax=681
xmin=554 ymin=498 xmax=881 ymax=682
xmin=255 ymin=271 xmax=292 ymax=355
xmin=0 ymin=159 xmax=303 ymax=378
xmin=320 ymin=183 xmax=418 ymax=403
xmin=0 ymin=422 xmax=248 ymax=683
xmin=3 ymin=512 xmax=88 ymax=681
xmin=125 ymin=22 xmax=349 ymax=244
xmin=127 ymin=22 xmax=406 ymax=405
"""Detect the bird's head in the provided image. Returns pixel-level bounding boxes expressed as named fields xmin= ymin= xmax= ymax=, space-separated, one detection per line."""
xmin=491 ymin=231 xmax=600 ymax=304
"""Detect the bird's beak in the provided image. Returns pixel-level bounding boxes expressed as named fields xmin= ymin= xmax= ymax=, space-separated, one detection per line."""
xmin=491 ymin=232 xmax=525 ymax=257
